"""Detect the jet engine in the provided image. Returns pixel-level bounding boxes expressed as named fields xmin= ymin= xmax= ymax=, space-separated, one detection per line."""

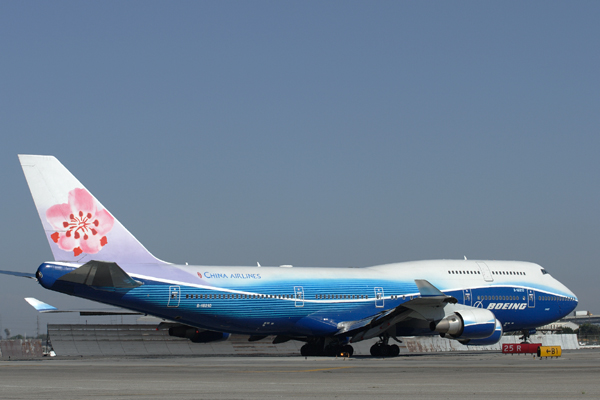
xmin=168 ymin=325 xmax=231 ymax=343
xmin=430 ymin=309 xmax=497 ymax=340
xmin=459 ymin=318 xmax=503 ymax=346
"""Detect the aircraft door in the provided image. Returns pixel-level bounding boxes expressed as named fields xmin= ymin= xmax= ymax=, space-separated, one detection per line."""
xmin=463 ymin=289 xmax=472 ymax=306
xmin=168 ymin=285 xmax=180 ymax=308
xmin=294 ymin=286 xmax=304 ymax=307
xmin=527 ymin=289 xmax=535 ymax=308
xmin=476 ymin=262 xmax=494 ymax=282
xmin=374 ymin=287 xmax=384 ymax=308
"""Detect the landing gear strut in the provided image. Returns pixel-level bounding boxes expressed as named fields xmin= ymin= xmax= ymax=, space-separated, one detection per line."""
xmin=300 ymin=343 xmax=322 ymax=356
xmin=370 ymin=333 xmax=400 ymax=357
xmin=519 ymin=329 xmax=535 ymax=343
xmin=300 ymin=339 xmax=354 ymax=357
xmin=325 ymin=344 xmax=354 ymax=357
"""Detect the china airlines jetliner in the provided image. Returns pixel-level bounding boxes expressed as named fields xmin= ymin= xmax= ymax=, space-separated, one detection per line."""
xmin=0 ymin=155 xmax=578 ymax=356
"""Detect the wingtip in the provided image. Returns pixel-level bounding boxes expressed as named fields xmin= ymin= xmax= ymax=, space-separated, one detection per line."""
xmin=415 ymin=279 xmax=446 ymax=297
xmin=24 ymin=297 xmax=58 ymax=312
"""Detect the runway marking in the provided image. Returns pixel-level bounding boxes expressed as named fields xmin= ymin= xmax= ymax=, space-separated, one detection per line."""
xmin=239 ymin=366 xmax=357 ymax=373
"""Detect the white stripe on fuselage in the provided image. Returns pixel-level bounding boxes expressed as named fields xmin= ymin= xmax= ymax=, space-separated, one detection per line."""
xmin=53 ymin=259 xmax=575 ymax=303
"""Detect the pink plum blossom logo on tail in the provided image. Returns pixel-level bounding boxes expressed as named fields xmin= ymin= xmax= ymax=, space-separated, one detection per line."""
xmin=46 ymin=188 xmax=115 ymax=257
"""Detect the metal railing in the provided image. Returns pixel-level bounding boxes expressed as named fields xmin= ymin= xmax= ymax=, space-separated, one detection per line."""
xmin=577 ymin=335 xmax=600 ymax=346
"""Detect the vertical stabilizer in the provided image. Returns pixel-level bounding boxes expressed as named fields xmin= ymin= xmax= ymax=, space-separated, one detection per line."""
xmin=19 ymin=155 xmax=166 ymax=265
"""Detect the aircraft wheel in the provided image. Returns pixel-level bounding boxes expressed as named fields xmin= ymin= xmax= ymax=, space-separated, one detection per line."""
xmin=370 ymin=343 xmax=384 ymax=357
xmin=300 ymin=344 xmax=311 ymax=356
xmin=301 ymin=344 xmax=321 ymax=356
xmin=370 ymin=343 xmax=398 ymax=357
xmin=324 ymin=346 xmax=336 ymax=357
xmin=380 ymin=344 xmax=390 ymax=357
xmin=342 ymin=344 xmax=354 ymax=357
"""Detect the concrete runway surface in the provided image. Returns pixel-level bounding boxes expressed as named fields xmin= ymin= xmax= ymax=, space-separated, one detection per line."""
xmin=1 ymin=349 xmax=599 ymax=399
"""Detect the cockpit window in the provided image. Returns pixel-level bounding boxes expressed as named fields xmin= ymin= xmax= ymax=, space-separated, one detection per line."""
xmin=541 ymin=269 xmax=549 ymax=275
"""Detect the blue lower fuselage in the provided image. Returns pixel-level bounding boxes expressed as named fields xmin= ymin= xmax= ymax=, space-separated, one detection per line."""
xmin=36 ymin=259 xmax=578 ymax=339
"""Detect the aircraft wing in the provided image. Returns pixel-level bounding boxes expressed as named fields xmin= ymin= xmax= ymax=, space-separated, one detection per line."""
xmin=336 ymin=279 xmax=457 ymax=342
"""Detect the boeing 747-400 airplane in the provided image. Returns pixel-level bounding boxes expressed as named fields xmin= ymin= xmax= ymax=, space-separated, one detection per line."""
xmin=0 ymin=155 xmax=578 ymax=356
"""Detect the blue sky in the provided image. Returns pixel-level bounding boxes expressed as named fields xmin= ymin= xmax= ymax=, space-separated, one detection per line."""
xmin=0 ymin=1 xmax=598 ymax=335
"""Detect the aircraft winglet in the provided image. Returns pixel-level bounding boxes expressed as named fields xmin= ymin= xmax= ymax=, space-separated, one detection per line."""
xmin=414 ymin=279 xmax=457 ymax=304
xmin=415 ymin=279 xmax=447 ymax=297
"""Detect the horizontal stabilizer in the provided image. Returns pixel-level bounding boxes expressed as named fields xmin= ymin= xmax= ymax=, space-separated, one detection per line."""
xmin=58 ymin=260 xmax=142 ymax=289
xmin=24 ymin=297 xmax=141 ymax=315
xmin=24 ymin=297 xmax=58 ymax=312
xmin=78 ymin=311 xmax=143 ymax=316
xmin=0 ymin=270 xmax=36 ymax=279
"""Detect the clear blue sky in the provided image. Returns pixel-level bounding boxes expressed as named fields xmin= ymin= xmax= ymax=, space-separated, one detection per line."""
xmin=0 ymin=1 xmax=598 ymax=336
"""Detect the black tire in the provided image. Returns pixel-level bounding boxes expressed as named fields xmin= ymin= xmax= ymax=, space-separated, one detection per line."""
xmin=370 ymin=344 xmax=382 ymax=357
xmin=342 ymin=345 xmax=354 ymax=357
xmin=300 ymin=344 xmax=311 ymax=356
xmin=301 ymin=344 xmax=321 ymax=356
xmin=379 ymin=344 xmax=390 ymax=357
xmin=389 ymin=344 xmax=400 ymax=357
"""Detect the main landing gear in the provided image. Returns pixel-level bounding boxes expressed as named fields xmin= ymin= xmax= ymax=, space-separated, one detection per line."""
xmin=369 ymin=333 xmax=400 ymax=357
xmin=370 ymin=343 xmax=400 ymax=357
xmin=300 ymin=340 xmax=354 ymax=357
xmin=300 ymin=334 xmax=401 ymax=357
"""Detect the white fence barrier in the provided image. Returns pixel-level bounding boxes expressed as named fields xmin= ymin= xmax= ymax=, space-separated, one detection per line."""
xmin=48 ymin=325 xmax=580 ymax=356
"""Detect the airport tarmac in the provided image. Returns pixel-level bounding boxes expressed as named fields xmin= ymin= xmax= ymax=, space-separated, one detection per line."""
xmin=1 ymin=349 xmax=599 ymax=399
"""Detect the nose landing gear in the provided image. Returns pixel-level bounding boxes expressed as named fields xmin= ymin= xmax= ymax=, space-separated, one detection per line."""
xmin=519 ymin=328 xmax=536 ymax=343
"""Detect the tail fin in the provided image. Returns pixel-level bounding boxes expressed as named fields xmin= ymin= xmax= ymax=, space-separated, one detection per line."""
xmin=19 ymin=155 xmax=166 ymax=265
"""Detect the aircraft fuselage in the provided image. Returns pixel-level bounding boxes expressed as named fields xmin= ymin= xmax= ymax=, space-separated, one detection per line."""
xmin=37 ymin=259 xmax=577 ymax=339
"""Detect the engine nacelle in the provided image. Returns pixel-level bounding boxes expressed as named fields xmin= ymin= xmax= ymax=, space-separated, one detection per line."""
xmin=168 ymin=326 xmax=230 ymax=343
xmin=431 ymin=309 xmax=497 ymax=340
xmin=460 ymin=318 xmax=503 ymax=346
